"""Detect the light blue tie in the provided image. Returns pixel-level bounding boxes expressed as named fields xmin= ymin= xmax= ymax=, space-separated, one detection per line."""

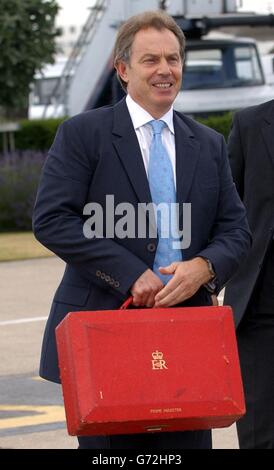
xmin=148 ymin=120 xmax=182 ymax=284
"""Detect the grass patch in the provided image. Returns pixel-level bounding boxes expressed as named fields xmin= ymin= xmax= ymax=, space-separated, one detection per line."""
xmin=0 ymin=232 xmax=54 ymax=262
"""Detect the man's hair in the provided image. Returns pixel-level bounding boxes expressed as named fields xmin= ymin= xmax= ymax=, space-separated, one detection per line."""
xmin=114 ymin=10 xmax=186 ymax=91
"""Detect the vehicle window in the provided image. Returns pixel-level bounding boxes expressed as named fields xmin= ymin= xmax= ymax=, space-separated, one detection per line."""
xmin=235 ymin=46 xmax=262 ymax=83
xmin=183 ymin=49 xmax=223 ymax=90
xmin=182 ymin=44 xmax=264 ymax=90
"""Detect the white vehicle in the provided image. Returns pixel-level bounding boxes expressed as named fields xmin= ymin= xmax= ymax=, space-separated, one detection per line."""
xmin=175 ymin=36 xmax=274 ymax=116
xmin=30 ymin=37 xmax=274 ymax=119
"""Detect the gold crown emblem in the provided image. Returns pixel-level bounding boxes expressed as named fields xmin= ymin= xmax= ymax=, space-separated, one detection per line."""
xmin=152 ymin=350 xmax=163 ymax=360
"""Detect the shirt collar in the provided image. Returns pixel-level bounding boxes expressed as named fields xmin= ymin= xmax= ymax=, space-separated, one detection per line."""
xmin=126 ymin=94 xmax=175 ymax=134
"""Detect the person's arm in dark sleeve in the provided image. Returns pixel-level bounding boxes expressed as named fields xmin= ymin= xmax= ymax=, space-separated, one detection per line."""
xmin=197 ymin=134 xmax=251 ymax=292
xmin=227 ymin=112 xmax=245 ymax=200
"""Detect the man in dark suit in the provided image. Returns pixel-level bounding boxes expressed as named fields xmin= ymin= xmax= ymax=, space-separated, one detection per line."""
xmin=33 ymin=10 xmax=251 ymax=449
xmin=224 ymin=100 xmax=274 ymax=449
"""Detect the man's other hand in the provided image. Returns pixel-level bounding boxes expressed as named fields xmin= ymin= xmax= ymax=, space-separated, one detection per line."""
xmin=154 ymin=258 xmax=213 ymax=307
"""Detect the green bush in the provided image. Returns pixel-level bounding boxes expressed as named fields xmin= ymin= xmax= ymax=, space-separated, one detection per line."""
xmin=197 ymin=112 xmax=233 ymax=142
xmin=1 ymin=113 xmax=232 ymax=153
xmin=14 ymin=118 xmax=65 ymax=151
xmin=0 ymin=112 xmax=233 ymax=233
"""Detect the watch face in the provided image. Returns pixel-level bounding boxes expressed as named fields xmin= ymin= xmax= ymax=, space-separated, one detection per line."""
xmin=206 ymin=259 xmax=215 ymax=278
xmin=206 ymin=280 xmax=217 ymax=293
xmin=208 ymin=281 xmax=216 ymax=293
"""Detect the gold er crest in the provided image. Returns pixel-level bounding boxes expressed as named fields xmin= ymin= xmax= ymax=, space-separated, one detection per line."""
xmin=152 ymin=350 xmax=168 ymax=370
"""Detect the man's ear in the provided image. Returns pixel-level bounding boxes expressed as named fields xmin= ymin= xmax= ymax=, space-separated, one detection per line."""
xmin=115 ymin=61 xmax=129 ymax=84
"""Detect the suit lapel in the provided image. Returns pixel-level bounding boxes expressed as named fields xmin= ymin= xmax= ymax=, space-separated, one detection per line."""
xmin=261 ymin=102 xmax=274 ymax=168
xmin=174 ymin=112 xmax=200 ymax=210
xmin=112 ymin=99 xmax=152 ymax=204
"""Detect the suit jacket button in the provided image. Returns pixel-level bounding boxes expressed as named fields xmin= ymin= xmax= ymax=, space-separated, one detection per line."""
xmin=96 ymin=270 xmax=101 ymax=277
xmin=105 ymin=275 xmax=111 ymax=283
xmin=109 ymin=279 xmax=115 ymax=286
xmin=101 ymin=273 xmax=106 ymax=280
xmin=147 ymin=243 xmax=156 ymax=253
xmin=115 ymin=281 xmax=120 ymax=289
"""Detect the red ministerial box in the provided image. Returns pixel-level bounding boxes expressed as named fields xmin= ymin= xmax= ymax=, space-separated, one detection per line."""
xmin=56 ymin=306 xmax=245 ymax=436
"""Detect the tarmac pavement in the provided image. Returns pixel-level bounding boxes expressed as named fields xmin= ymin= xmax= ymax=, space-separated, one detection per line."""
xmin=0 ymin=257 xmax=239 ymax=449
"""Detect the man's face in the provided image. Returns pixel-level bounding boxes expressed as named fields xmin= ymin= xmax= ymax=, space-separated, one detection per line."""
xmin=117 ymin=27 xmax=183 ymax=118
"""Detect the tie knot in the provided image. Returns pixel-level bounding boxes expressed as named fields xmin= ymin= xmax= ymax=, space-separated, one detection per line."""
xmin=149 ymin=120 xmax=166 ymax=136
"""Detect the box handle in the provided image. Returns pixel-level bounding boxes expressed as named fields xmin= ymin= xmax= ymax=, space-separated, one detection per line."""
xmin=120 ymin=296 xmax=133 ymax=310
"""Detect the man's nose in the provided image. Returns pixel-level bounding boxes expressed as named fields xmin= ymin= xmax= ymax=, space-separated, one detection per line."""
xmin=157 ymin=59 xmax=171 ymax=75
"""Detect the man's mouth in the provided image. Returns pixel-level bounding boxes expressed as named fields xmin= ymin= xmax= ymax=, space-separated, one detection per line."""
xmin=153 ymin=83 xmax=173 ymax=89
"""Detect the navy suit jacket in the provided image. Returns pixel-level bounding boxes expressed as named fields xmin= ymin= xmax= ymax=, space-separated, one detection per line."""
xmin=33 ymin=98 xmax=251 ymax=383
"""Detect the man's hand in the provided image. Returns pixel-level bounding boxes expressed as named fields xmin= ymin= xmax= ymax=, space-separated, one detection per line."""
xmin=154 ymin=257 xmax=213 ymax=308
xmin=131 ymin=269 xmax=164 ymax=307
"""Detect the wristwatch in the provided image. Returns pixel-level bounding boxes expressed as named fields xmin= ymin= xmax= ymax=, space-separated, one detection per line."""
xmin=203 ymin=257 xmax=216 ymax=280
xmin=201 ymin=257 xmax=217 ymax=294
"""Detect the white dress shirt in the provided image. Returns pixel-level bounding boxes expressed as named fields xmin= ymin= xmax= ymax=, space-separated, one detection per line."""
xmin=126 ymin=94 xmax=177 ymax=187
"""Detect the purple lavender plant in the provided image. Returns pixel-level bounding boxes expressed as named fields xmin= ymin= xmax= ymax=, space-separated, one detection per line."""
xmin=0 ymin=151 xmax=47 ymax=231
